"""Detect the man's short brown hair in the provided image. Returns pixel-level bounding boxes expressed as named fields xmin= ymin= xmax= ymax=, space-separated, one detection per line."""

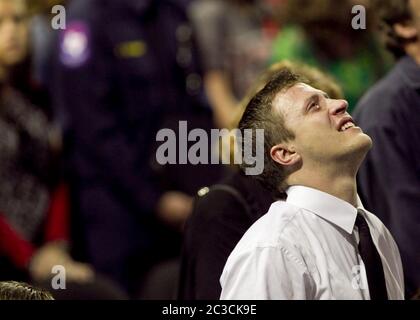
xmin=372 ymin=0 xmax=413 ymax=58
xmin=238 ymin=69 xmax=302 ymax=193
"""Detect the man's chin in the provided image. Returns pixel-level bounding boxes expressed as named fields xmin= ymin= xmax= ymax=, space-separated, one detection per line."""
xmin=359 ymin=132 xmax=373 ymax=151
xmin=347 ymin=133 xmax=372 ymax=162
xmin=334 ymin=133 xmax=372 ymax=163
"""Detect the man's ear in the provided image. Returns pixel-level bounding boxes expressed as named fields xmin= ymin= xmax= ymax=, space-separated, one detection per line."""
xmin=270 ymin=143 xmax=300 ymax=167
xmin=394 ymin=21 xmax=418 ymax=40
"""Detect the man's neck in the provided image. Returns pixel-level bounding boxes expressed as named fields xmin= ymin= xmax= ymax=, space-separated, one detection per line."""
xmin=288 ymin=165 xmax=359 ymax=207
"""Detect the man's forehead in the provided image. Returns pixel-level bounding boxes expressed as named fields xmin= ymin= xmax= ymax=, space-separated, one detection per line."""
xmin=272 ymin=82 xmax=321 ymax=113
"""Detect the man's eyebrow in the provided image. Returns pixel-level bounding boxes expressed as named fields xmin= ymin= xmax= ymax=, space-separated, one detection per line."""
xmin=301 ymin=91 xmax=329 ymax=112
xmin=303 ymin=94 xmax=317 ymax=105
xmin=302 ymin=92 xmax=320 ymax=105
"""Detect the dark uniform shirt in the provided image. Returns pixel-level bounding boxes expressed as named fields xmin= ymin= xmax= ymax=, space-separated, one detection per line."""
xmin=354 ymin=55 xmax=420 ymax=298
xmin=51 ymin=0 xmax=222 ymax=290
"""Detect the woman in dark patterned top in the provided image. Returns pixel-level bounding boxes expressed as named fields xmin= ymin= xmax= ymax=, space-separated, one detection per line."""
xmin=0 ymin=0 xmax=94 ymax=286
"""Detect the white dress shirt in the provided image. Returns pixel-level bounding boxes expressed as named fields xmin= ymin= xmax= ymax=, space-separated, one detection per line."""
xmin=220 ymin=186 xmax=405 ymax=300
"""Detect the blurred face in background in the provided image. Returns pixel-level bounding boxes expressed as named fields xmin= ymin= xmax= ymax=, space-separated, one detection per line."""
xmin=0 ymin=0 xmax=29 ymax=69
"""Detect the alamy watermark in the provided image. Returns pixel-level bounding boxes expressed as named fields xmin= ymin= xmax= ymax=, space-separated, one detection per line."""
xmin=351 ymin=4 xmax=367 ymax=30
xmin=51 ymin=265 xmax=66 ymax=290
xmin=155 ymin=121 xmax=264 ymax=175
xmin=48 ymin=4 xmax=367 ymax=31
xmin=51 ymin=5 xmax=66 ymax=30
xmin=351 ymin=264 xmax=369 ymax=290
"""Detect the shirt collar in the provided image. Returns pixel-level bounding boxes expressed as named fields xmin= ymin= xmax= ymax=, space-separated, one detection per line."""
xmin=396 ymin=55 xmax=420 ymax=89
xmin=286 ymin=185 xmax=363 ymax=234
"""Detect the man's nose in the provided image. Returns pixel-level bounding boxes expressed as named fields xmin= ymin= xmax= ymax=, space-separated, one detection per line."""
xmin=329 ymin=99 xmax=349 ymax=115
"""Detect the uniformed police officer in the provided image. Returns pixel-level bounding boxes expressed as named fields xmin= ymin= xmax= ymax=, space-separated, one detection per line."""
xmin=51 ymin=0 xmax=224 ymax=294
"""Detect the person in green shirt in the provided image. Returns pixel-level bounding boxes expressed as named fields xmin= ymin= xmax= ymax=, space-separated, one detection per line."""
xmin=271 ymin=0 xmax=392 ymax=112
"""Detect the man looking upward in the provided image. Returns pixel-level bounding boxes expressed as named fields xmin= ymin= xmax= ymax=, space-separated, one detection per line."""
xmin=220 ymin=69 xmax=404 ymax=300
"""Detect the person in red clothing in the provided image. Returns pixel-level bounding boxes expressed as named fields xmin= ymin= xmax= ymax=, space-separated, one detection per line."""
xmin=0 ymin=0 xmax=93 ymax=286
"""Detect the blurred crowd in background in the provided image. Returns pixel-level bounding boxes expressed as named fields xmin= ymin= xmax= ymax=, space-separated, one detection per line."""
xmin=0 ymin=0 xmax=418 ymax=300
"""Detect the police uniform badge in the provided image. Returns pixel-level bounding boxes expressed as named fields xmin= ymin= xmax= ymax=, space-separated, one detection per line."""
xmin=59 ymin=21 xmax=90 ymax=68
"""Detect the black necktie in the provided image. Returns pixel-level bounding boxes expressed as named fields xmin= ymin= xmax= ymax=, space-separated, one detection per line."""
xmin=355 ymin=211 xmax=388 ymax=300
